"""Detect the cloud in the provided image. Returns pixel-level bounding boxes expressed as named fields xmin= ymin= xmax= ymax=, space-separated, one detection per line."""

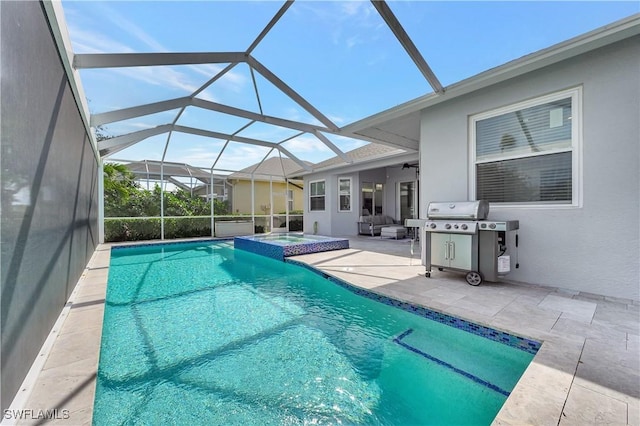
xmin=167 ymin=142 xmax=277 ymax=172
xmin=280 ymin=135 xmax=332 ymax=154
xmin=64 ymin=2 xmax=246 ymax=95
xmin=299 ymin=2 xmax=379 ymax=49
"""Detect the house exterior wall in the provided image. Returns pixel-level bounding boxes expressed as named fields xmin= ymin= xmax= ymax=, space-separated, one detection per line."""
xmin=0 ymin=1 xmax=99 ymax=410
xmin=231 ymin=180 xmax=303 ymax=215
xmin=332 ymin=172 xmax=360 ymax=236
xmin=303 ymin=166 xmax=419 ymax=236
xmin=419 ymin=36 xmax=640 ymax=300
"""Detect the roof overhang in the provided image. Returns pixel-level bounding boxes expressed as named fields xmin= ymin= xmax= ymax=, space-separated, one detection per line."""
xmin=293 ymin=150 xmax=419 ymax=178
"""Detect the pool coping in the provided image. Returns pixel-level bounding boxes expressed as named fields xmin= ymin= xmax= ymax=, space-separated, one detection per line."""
xmin=7 ymin=237 xmax=638 ymax=425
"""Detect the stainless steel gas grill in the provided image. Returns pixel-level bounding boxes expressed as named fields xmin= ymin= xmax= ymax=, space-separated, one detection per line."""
xmin=421 ymin=201 xmax=519 ymax=285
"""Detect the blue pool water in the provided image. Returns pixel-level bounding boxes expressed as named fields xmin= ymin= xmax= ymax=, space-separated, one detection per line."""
xmin=94 ymin=241 xmax=538 ymax=425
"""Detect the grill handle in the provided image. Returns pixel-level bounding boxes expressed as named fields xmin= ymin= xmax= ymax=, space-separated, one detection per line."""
xmin=444 ymin=241 xmax=450 ymax=260
xmin=450 ymin=241 xmax=455 ymax=260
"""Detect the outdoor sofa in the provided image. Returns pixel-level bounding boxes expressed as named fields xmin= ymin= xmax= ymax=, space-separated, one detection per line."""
xmin=357 ymin=214 xmax=400 ymax=236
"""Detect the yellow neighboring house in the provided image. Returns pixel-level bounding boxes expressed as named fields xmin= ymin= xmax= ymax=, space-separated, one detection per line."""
xmin=227 ymin=157 xmax=306 ymax=215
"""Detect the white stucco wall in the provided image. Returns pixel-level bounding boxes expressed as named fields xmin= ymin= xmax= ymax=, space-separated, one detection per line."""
xmin=420 ymin=36 xmax=640 ymax=300
xmin=332 ymin=172 xmax=360 ymax=236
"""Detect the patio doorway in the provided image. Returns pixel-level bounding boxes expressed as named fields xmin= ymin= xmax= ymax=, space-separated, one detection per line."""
xmin=398 ymin=181 xmax=418 ymax=224
xmin=362 ymin=182 xmax=384 ymax=215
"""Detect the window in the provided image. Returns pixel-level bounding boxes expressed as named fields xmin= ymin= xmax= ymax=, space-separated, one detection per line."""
xmin=470 ymin=87 xmax=581 ymax=206
xmin=309 ymin=180 xmax=325 ymax=211
xmin=338 ymin=177 xmax=352 ymax=212
xmin=287 ymin=189 xmax=294 ymax=212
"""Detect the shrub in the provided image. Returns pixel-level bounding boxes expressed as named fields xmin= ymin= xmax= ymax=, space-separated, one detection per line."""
xmin=105 ymin=217 xmax=212 ymax=242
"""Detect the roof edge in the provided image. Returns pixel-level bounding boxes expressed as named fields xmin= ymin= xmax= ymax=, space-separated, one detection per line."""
xmin=294 ymin=151 xmax=419 ymax=178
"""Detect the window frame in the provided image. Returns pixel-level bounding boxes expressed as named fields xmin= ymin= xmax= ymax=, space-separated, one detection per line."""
xmin=287 ymin=189 xmax=294 ymax=213
xmin=308 ymin=179 xmax=326 ymax=212
xmin=469 ymin=86 xmax=582 ymax=209
xmin=337 ymin=177 xmax=352 ymax=212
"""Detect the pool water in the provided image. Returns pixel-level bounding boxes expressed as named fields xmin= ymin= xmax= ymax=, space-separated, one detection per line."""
xmin=94 ymin=241 xmax=536 ymax=425
xmin=244 ymin=233 xmax=318 ymax=244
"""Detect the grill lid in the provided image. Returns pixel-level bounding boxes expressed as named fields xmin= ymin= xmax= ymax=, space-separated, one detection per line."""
xmin=427 ymin=200 xmax=490 ymax=220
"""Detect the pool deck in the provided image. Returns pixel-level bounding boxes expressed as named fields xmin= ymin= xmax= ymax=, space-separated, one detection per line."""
xmin=7 ymin=236 xmax=639 ymax=425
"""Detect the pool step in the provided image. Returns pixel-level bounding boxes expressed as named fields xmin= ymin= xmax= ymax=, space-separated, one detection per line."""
xmin=392 ymin=328 xmax=511 ymax=397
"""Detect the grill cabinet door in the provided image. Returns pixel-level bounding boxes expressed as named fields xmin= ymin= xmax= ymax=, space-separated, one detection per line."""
xmin=429 ymin=233 xmax=450 ymax=267
xmin=449 ymin=234 xmax=473 ymax=270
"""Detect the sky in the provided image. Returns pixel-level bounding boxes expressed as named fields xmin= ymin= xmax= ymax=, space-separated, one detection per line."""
xmin=61 ymin=1 xmax=639 ymax=173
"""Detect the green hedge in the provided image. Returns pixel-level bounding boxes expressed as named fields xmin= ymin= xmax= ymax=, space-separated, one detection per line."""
xmin=105 ymin=217 xmax=212 ymax=242
xmin=104 ymin=216 xmax=302 ymax=242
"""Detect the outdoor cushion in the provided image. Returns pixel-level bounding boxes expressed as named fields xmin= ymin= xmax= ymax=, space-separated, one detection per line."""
xmin=372 ymin=215 xmax=385 ymax=225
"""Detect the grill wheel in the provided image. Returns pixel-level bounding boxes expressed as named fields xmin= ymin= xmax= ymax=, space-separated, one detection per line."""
xmin=465 ymin=271 xmax=483 ymax=286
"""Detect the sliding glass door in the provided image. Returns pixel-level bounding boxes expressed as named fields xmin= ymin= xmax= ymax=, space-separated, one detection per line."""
xmin=398 ymin=181 xmax=417 ymax=223
xmin=362 ymin=182 xmax=384 ymax=215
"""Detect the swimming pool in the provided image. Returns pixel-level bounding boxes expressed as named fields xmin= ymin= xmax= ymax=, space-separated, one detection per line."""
xmin=235 ymin=233 xmax=349 ymax=260
xmin=94 ymin=241 xmax=538 ymax=425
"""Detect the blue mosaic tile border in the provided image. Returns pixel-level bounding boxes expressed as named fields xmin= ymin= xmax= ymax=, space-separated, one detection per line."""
xmin=285 ymin=258 xmax=541 ymax=355
xmin=234 ymin=236 xmax=349 ymax=261
xmin=283 ymin=239 xmax=349 ymax=257
xmin=393 ymin=329 xmax=511 ymax=396
xmin=234 ymin=237 xmax=285 ymax=260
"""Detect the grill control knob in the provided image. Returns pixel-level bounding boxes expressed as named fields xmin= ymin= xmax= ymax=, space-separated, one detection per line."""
xmin=429 ymin=223 xmax=436 ymax=229
xmin=445 ymin=224 xmax=452 ymax=230
xmin=454 ymin=225 xmax=459 ymax=229
xmin=461 ymin=224 xmax=468 ymax=230
xmin=489 ymin=223 xmax=496 ymax=229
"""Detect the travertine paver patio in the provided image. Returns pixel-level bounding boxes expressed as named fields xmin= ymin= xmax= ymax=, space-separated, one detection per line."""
xmin=8 ymin=236 xmax=639 ymax=425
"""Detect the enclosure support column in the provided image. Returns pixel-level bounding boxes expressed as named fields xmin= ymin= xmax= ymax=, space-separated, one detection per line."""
xmin=160 ymin=162 xmax=165 ymax=240
xmin=160 ymin=130 xmax=175 ymax=241
xmin=210 ymin=169 xmax=215 ymax=237
xmin=98 ymin=160 xmax=105 ymax=243
xmin=285 ymin=179 xmax=289 ymax=233
xmin=145 ymin=160 xmax=150 ymax=190
xmin=270 ymin=176 xmax=273 ymax=233
xmin=251 ymin=174 xmax=255 ymax=232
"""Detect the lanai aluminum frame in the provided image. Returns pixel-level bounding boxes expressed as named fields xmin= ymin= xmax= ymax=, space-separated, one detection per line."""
xmin=45 ymin=0 xmax=446 ymax=242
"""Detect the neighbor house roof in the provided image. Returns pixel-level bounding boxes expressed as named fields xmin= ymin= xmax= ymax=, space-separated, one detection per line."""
xmin=227 ymin=157 xmax=309 ymax=182
xmin=312 ymin=143 xmax=408 ymax=170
